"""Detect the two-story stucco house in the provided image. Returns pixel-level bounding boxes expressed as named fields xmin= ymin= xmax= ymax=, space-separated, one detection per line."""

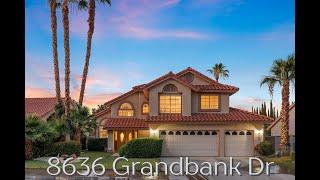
xmin=95 ymin=67 xmax=273 ymax=157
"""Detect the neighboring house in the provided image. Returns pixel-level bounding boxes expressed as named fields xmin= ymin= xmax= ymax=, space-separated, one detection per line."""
xmin=25 ymin=97 xmax=60 ymax=120
xmin=95 ymin=67 xmax=273 ymax=157
xmin=267 ymin=104 xmax=295 ymax=152
xmin=25 ymin=97 xmax=75 ymax=121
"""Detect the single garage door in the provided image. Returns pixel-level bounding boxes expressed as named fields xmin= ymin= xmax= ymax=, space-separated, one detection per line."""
xmin=225 ymin=130 xmax=254 ymax=156
xmin=160 ymin=130 xmax=219 ymax=156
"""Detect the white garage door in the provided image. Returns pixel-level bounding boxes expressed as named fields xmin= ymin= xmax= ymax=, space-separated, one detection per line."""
xmin=160 ymin=130 xmax=219 ymax=156
xmin=225 ymin=130 xmax=254 ymax=156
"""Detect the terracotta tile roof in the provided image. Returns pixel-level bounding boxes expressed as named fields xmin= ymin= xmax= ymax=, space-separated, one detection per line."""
xmin=104 ymin=89 xmax=136 ymax=106
xmin=25 ymin=97 xmax=59 ymax=118
xmin=192 ymin=84 xmax=239 ymax=93
xmin=94 ymin=107 xmax=111 ymax=118
xmin=103 ymin=118 xmax=149 ymax=130
xmin=146 ymin=107 xmax=274 ymax=123
xmin=103 ymin=67 xmax=239 ymax=106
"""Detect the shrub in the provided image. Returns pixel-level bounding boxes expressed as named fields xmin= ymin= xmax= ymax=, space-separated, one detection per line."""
xmin=119 ymin=144 xmax=128 ymax=157
xmin=255 ymin=141 xmax=274 ymax=156
xmin=32 ymin=141 xmax=53 ymax=158
xmin=119 ymin=138 xmax=163 ymax=158
xmin=87 ymin=138 xmax=108 ymax=151
xmin=25 ymin=139 xmax=33 ymax=160
xmin=49 ymin=141 xmax=81 ymax=156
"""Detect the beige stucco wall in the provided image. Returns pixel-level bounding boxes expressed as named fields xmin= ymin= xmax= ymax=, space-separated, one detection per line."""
xmin=271 ymin=106 xmax=295 ymax=136
xmin=95 ymin=111 xmax=111 ymax=138
xmin=191 ymin=92 xmax=230 ymax=113
xmin=110 ymin=92 xmax=148 ymax=118
xmin=190 ymin=75 xmax=210 ymax=85
xmin=149 ymin=122 xmax=264 ymax=156
xmin=149 ymin=79 xmax=192 ymax=116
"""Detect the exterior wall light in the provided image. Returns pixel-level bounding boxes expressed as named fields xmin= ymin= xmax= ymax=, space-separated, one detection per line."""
xmin=150 ymin=128 xmax=159 ymax=137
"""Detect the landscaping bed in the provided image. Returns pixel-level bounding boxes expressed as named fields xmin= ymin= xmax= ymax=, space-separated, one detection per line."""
xmin=262 ymin=156 xmax=295 ymax=175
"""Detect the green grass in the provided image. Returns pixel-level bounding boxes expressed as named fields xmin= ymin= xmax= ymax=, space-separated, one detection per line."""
xmin=262 ymin=156 xmax=295 ymax=175
xmin=25 ymin=151 xmax=159 ymax=171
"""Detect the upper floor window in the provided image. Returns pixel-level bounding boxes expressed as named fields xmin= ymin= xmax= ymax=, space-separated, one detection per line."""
xmin=118 ymin=102 xmax=134 ymax=117
xmin=163 ymin=84 xmax=178 ymax=92
xmin=200 ymin=94 xmax=219 ymax=111
xmin=142 ymin=103 xmax=149 ymax=114
xmin=159 ymin=94 xmax=181 ymax=113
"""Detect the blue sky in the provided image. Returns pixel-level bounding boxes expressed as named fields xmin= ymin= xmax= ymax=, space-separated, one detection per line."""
xmin=25 ymin=0 xmax=295 ymax=110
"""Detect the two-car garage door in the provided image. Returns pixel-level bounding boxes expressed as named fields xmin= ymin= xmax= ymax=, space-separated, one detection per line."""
xmin=160 ymin=130 xmax=254 ymax=157
xmin=160 ymin=130 xmax=219 ymax=156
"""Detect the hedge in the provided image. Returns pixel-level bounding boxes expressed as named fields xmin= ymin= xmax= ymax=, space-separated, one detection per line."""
xmin=49 ymin=141 xmax=81 ymax=156
xmin=87 ymin=138 xmax=108 ymax=151
xmin=119 ymin=138 xmax=163 ymax=158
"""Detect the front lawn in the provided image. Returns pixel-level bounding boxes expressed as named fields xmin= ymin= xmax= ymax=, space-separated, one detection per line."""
xmin=262 ymin=156 xmax=295 ymax=175
xmin=25 ymin=151 xmax=159 ymax=171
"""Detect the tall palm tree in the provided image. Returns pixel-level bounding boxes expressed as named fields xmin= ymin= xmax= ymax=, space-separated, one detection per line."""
xmin=78 ymin=0 xmax=111 ymax=106
xmin=260 ymin=54 xmax=295 ymax=155
xmin=49 ymin=0 xmax=62 ymax=105
xmin=207 ymin=63 xmax=229 ymax=82
xmin=62 ymin=0 xmax=71 ymax=141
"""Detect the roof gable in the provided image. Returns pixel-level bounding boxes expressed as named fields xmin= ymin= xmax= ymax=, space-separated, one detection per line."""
xmin=142 ymin=71 xmax=198 ymax=91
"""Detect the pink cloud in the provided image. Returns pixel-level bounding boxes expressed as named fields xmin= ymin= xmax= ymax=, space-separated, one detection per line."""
xmin=67 ymin=0 xmax=211 ymax=40
xmin=25 ymin=86 xmax=55 ymax=98
xmin=83 ymin=93 xmax=123 ymax=108
xmin=116 ymin=24 xmax=210 ymax=40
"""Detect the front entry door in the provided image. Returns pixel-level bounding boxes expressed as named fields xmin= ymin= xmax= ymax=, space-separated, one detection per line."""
xmin=114 ymin=130 xmax=137 ymax=152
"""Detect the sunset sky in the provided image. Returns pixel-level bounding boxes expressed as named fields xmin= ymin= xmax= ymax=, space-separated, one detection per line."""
xmin=26 ymin=0 xmax=295 ymax=110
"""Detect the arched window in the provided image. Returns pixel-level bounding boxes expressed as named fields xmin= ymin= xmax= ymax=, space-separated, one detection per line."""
xmin=175 ymin=131 xmax=181 ymax=135
xmin=232 ymin=131 xmax=238 ymax=135
xmin=246 ymin=131 xmax=252 ymax=135
xmin=141 ymin=103 xmax=149 ymax=114
xmin=163 ymin=84 xmax=178 ymax=92
xmin=118 ymin=102 xmax=134 ymax=117
xmin=212 ymin=131 xmax=217 ymax=135
xmin=225 ymin=131 xmax=230 ymax=135
xmin=168 ymin=131 xmax=174 ymax=135
xmin=183 ymin=131 xmax=188 ymax=135
xmin=190 ymin=131 xmax=195 ymax=135
xmin=160 ymin=131 xmax=166 ymax=135
xmin=204 ymin=131 xmax=210 ymax=135
xmin=239 ymin=131 xmax=245 ymax=135
xmin=197 ymin=131 xmax=203 ymax=135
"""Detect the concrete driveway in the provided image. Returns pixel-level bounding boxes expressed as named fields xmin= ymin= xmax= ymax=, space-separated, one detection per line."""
xmin=160 ymin=157 xmax=295 ymax=180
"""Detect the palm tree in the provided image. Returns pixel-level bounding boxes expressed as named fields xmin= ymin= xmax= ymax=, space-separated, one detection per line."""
xmin=260 ymin=54 xmax=295 ymax=156
xmin=70 ymin=104 xmax=97 ymax=142
xmin=49 ymin=0 xmax=62 ymax=105
xmin=207 ymin=63 xmax=229 ymax=82
xmin=61 ymin=0 xmax=71 ymax=141
xmin=78 ymin=0 xmax=111 ymax=106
